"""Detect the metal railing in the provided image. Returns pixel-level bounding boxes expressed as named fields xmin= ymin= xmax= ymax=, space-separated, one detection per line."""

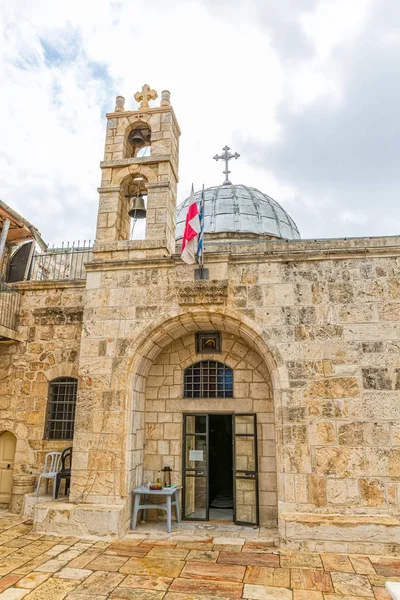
xmin=0 ymin=282 xmax=21 ymax=330
xmin=30 ymin=241 xmax=93 ymax=281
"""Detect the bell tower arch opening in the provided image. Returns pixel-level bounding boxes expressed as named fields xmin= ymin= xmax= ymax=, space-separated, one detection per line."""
xmin=120 ymin=173 xmax=149 ymax=240
xmin=125 ymin=124 xmax=152 ymax=159
xmin=95 ymin=85 xmax=180 ymax=253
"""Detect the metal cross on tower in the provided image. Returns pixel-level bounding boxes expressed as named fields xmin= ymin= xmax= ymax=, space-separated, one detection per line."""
xmin=213 ymin=145 xmax=240 ymax=185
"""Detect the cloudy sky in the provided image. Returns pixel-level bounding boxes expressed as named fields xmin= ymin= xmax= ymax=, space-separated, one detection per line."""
xmin=1 ymin=0 xmax=399 ymax=244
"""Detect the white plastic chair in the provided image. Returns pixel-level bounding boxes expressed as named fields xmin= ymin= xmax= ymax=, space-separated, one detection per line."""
xmin=386 ymin=583 xmax=400 ymax=600
xmin=36 ymin=452 xmax=62 ymax=499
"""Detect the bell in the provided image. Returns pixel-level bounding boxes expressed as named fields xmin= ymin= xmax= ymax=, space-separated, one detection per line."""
xmin=129 ymin=129 xmax=146 ymax=148
xmin=128 ymin=195 xmax=146 ymax=219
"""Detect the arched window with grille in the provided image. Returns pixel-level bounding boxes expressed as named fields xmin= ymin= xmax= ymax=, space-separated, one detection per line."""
xmin=184 ymin=361 xmax=233 ymax=398
xmin=44 ymin=377 xmax=78 ymax=440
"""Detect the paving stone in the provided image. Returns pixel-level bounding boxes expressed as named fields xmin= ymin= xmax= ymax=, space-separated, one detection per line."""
xmin=67 ymin=549 xmax=103 ymax=569
xmin=122 ymin=575 xmax=173 ymax=590
xmin=218 ymin=552 xmax=280 ymax=567
xmin=62 ymin=538 xmax=81 ymax=546
xmin=243 ymin=583 xmax=293 ymax=600
xmin=244 ymin=566 xmax=290 ymax=587
xmin=349 ymin=556 xmax=376 ymax=575
xmin=74 ymin=571 xmax=124 ymax=595
xmin=0 ymin=590 xmax=29 ymax=599
xmin=46 ymin=545 xmax=71 ymax=557
xmin=213 ymin=544 xmax=243 ymax=552
xmin=186 ymin=550 xmax=219 ymax=562
xmin=181 ymin=561 xmax=245 ymax=582
xmin=213 ymin=537 xmax=245 ymax=545
xmin=70 ymin=543 xmax=93 ymax=551
xmin=168 ymin=577 xmax=244 ymax=598
xmin=93 ymin=541 xmax=110 ymax=549
xmin=85 ymin=554 xmax=129 ymax=571
xmin=11 ymin=554 xmax=54 ymax=576
xmin=164 ymin=593 xmax=229 ymax=600
xmin=34 ymin=558 xmax=68 ymax=573
xmin=109 ymin=588 xmax=165 ymax=599
xmin=21 ymin=577 xmax=78 ymax=599
xmin=370 ymin=558 xmax=400 ymax=577
xmin=324 ymin=595 xmax=367 ymax=600
xmin=0 ymin=550 xmax=17 ymax=560
xmin=139 ymin=540 xmax=177 ymax=548
xmin=120 ymin=557 xmax=184 ymax=578
xmin=64 ymin=595 xmax=108 ymax=600
xmin=293 ymin=591 xmax=323 ymax=600
xmin=291 ymin=568 xmax=333 ymax=592
xmin=176 ymin=542 xmax=214 ymax=550
xmin=6 ymin=540 xmax=32 ymax=550
xmin=53 ymin=568 xmax=92 ymax=581
xmin=243 ymin=541 xmax=276 ymax=553
xmin=373 ymin=587 xmax=392 ymax=600
xmin=57 ymin=550 xmax=84 ymax=562
xmin=322 ymin=553 xmax=355 ymax=573
xmin=106 ymin=546 xmax=149 ymax=558
xmin=147 ymin=548 xmax=189 ymax=560
xmin=106 ymin=541 xmax=145 ymax=556
xmin=15 ymin=572 xmax=51 ymax=589
xmin=368 ymin=576 xmax=400 ymax=587
xmin=331 ymin=572 xmax=374 ymax=597
xmin=280 ymin=553 xmax=323 ymax=568
xmin=0 ymin=576 xmax=23 ymax=593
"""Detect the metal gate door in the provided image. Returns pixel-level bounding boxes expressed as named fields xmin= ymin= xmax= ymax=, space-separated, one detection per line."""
xmin=233 ymin=414 xmax=259 ymax=526
xmin=182 ymin=414 xmax=209 ymax=521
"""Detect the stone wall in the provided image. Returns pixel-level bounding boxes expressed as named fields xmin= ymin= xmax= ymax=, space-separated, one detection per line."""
xmin=69 ymin=235 xmax=400 ymax=532
xmin=0 ymin=281 xmax=84 ymax=478
xmin=222 ymin=245 xmax=400 ymax=517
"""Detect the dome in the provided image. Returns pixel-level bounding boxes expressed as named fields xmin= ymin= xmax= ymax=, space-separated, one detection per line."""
xmin=176 ymin=184 xmax=300 ymax=241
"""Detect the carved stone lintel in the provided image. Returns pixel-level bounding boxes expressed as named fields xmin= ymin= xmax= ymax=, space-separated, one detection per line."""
xmin=177 ymin=280 xmax=228 ymax=305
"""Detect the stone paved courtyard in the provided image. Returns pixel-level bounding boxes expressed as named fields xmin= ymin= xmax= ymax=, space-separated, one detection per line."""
xmin=0 ymin=512 xmax=396 ymax=599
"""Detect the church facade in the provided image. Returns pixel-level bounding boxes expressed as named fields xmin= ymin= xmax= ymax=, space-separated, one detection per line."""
xmin=0 ymin=86 xmax=400 ymax=553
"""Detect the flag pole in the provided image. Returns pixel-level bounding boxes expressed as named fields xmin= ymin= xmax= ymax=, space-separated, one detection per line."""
xmin=198 ymin=184 xmax=205 ymax=278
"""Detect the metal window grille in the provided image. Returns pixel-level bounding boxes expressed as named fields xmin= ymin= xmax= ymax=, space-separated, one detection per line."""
xmin=45 ymin=377 xmax=77 ymax=440
xmin=184 ymin=361 xmax=233 ymax=398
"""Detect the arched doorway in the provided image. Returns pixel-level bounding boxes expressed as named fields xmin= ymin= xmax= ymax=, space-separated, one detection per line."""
xmin=127 ymin=311 xmax=281 ymax=529
xmin=0 ymin=432 xmax=16 ymax=505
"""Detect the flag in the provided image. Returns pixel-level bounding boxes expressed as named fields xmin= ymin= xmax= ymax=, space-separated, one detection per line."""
xmin=181 ymin=185 xmax=200 ymax=265
xmin=197 ymin=185 xmax=205 ymax=267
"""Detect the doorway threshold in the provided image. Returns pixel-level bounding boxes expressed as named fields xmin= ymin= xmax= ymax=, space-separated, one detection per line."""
xmin=128 ymin=520 xmax=279 ymax=546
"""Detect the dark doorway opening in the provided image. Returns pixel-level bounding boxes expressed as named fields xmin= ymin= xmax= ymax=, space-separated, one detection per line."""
xmin=209 ymin=414 xmax=233 ymax=521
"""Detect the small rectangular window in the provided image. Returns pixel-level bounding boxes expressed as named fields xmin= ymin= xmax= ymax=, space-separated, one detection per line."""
xmin=45 ymin=377 xmax=77 ymax=440
xmin=195 ymin=331 xmax=221 ymax=354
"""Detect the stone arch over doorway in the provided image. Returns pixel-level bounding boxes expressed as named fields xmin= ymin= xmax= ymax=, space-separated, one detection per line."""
xmin=121 ymin=309 xmax=283 ymax=528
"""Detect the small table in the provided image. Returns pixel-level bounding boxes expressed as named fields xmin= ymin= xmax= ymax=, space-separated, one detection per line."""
xmin=131 ymin=486 xmax=181 ymax=533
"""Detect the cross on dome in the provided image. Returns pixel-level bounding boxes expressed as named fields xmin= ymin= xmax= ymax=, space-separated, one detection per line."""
xmin=134 ymin=84 xmax=158 ymax=110
xmin=213 ymin=145 xmax=240 ymax=185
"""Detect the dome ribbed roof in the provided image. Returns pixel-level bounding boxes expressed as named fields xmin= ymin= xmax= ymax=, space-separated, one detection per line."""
xmin=176 ymin=184 xmax=300 ymax=240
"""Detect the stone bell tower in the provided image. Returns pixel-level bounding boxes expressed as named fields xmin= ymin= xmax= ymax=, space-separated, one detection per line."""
xmin=95 ymin=85 xmax=180 ymax=255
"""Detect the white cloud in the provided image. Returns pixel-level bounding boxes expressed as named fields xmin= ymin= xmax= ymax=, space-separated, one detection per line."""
xmin=0 ymin=0 xmax=395 ymax=243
